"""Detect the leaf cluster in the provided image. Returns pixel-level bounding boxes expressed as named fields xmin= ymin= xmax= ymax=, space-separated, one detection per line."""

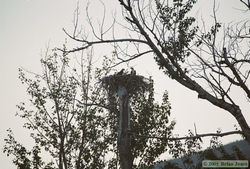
xmin=5 ymin=48 xmax=111 ymax=169
xmin=155 ymin=0 xmax=198 ymax=62
xmin=130 ymin=78 xmax=175 ymax=167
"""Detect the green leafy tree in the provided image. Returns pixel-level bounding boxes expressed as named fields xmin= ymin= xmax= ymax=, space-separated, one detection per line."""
xmin=4 ymin=45 xmax=112 ymax=169
xmin=130 ymin=79 xmax=175 ymax=167
xmin=4 ymin=44 xmax=178 ymax=168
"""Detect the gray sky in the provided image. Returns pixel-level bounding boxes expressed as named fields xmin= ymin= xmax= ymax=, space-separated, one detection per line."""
xmin=0 ymin=0 xmax=249 ymax=168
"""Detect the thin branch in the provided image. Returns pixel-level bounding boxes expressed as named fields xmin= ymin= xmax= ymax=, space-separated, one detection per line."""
xmin=60 ymin=28 xmax=148 ymax=54
xmin=128 ymin=130 xmax=243 ymax=141
xmin=72 ymin=2 xmax=80 ymax=38
xmin=109 ymin=50 xmax=153 ymax=68
xmin=74 ymin=98 xmax=109 ymax=110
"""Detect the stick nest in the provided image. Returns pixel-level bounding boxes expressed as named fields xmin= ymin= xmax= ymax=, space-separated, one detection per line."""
xmin=101 ymin=74 xmax=151 ymax=96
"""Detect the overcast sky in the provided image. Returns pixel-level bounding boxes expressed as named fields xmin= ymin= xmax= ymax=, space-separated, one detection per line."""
xmin=0 ymin=0 xmax=249 ymax=168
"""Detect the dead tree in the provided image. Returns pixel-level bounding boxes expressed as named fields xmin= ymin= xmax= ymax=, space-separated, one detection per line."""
xmin=101 ymin=71 xmax=150 ymax=169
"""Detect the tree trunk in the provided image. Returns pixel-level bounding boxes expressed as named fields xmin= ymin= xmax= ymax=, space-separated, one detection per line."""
xmin=230 ymin=106 xmax=250 ymax=144
xmin=195 ymin=81 xmax=250 ymax=145
xmin=117 ymin=86 xmax=132 ymax=169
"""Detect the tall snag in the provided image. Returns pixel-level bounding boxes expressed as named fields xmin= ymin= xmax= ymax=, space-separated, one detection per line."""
xmin=101 ymin=70 xmax=150 ymax=169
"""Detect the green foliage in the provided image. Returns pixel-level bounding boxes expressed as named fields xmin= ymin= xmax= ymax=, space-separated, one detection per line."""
xmin=155 ymin=0 xmax=198 ymax=62
xmin=4 ymin=45 xmax=176 ymax=168
xmin=4 ymin=47 xmax=111 ymax=169
xmin=4 ymin=129 xmax=32 ymax=169
xmin=168 ymin=130 xmax=202 ymax=160
xmin=194 ymin=143 xmax=248 ymax=169
xmin=166 ymin=139 xmax=248 ymax=169
xmin=195 ymin=22 xmax=222 ymax=47
xmin=130 ymin=77 xmax=175 ymax=167
xmin=154 ymin=0 xmax=225 ymax=81
xmin=163 ymin=128 xmax=247 ymax=168
xmin=162 ymin=161 xmax=181 ymax=169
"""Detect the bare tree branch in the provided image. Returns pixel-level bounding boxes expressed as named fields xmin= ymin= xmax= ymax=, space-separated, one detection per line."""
xmin=127 ymin=130 xmax=243 ymax=141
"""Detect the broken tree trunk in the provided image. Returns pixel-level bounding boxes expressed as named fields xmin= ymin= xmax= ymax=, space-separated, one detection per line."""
xmin=100 ymin=73 xmax=150 ymax=168
xmin=117 ymin=85 xmax=132 ymax=169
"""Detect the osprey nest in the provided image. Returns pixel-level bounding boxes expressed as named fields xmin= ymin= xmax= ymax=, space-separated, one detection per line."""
xmin=101 ymin=73 xmax=151 ymax=97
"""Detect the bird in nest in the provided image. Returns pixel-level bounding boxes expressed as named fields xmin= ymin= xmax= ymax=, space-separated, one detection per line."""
xmin=130 ymin=67 xmax=136 ymax=75
xmin=117 ymin=68 xmax=125 ymax=75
